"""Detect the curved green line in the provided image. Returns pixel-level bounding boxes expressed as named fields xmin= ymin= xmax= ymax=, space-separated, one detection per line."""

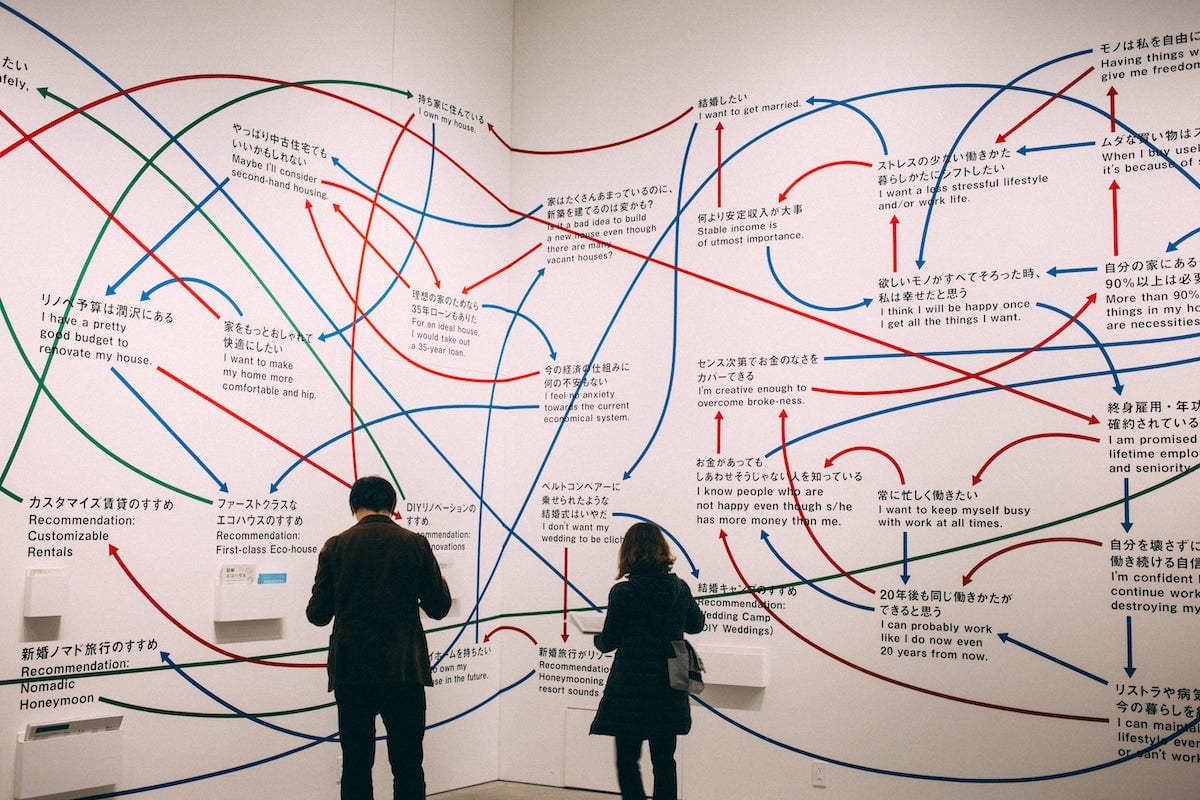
xmin=100 ymin=695 xmax=333 ymax=719
xmin=3 ymin=78 xmax=417 ymax=501
xmin=0 ymin=296 xmax=211 ymax=504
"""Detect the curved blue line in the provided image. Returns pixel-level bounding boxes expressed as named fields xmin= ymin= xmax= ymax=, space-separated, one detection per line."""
xmin=482 ymin=302 xmax=556 ymax=357
xmin=760 ymin=529 xmax=874 ymax=612
xmin=625 ymin=122 xmax=697 ymax=477
xmin=333 ymin=156 xmax=540 ymax=229
xmin=807 ymin=96 xmax=889 ymax=154
xmin=694 ymin=695 xmax=1200 ymax=783
xmin=612 ymin=511 xmax=699 ymax=577
xmin=765 ymin=246 xmax=871 ymax=312
xmin=322 ymin=123 xmax=438 ymax=340
xmin=143 ymin=276 xmax=243 ymax=316
xmin=1037 ymin=301 xmax=1122 ymax=392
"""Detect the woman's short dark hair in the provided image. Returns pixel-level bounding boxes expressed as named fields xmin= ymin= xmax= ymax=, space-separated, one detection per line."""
xmin=349 ymin=476 xmax=397 ymax=514
xmin=616 ymin=521 xmax=675 ymax=578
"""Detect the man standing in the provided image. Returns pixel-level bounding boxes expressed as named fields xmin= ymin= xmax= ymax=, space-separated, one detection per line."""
xmin=307 ymin=476 xmax=452 ymax=800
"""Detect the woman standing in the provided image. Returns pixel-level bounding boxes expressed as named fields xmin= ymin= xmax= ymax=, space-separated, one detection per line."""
xmin=590 ymin=522 xmax=706 ymax=800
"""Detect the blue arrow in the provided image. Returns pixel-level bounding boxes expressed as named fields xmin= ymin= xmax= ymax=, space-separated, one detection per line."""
xmin=323 ymin=124 xmax=438 ymax=340
xmin=766 ymin=246 xmax=871 ymax=311
xmin=482 ymin=303 xmax=557 ymax=358
xmin=624 ymin=122 xmax=695 ymax=479
xmin=1125 ymin=615 xmax=1136 ymax=678
xmin=471 ymin=267 xmax=547 ymax=636
xmin=160 ymin=651 xmax=331 ymax=740
xmin=914 ymin=49 xmax=1094 ymax=269
xmin=1167 ymin=225 xmax=1200 ymax=253
xmin=106 ymin=178 xmax=228 ymax=296
xmin=110 ymin=368 xmax=228 ymax=492
xmin=141 ymin=276 xmax=243 ymax=315
xmin=615 ymin=512 xmax=699 ymax=578
xmin=1122 ymin=477 xmax=1134 ymax=532
xmin=1046 ymin=265 xmax=1098 ymax=277
xmin=806 ymin=96 xmax=889 ymax=154
xmin=998 ymin=632 xmax=1108 ymax=685
xmin=760 ymin=530 xmax=873 ymax=611
xmin=901 ymin=530 xmax=911 ymax=584
xmin=332 ymin=155 xmax=542 ymax=229
xmin=1017 ymin=140 xmax=1095 ymax=155
xmin=1037 ymin=300 xmax=1122 ymax=394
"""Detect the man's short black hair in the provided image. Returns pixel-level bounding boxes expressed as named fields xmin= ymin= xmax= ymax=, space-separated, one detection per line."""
xmin=348 ymin=475 xmax=397 ymax=513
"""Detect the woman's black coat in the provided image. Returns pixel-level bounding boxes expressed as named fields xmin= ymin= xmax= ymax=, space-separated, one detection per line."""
xmin=590 ymin=567 xmax=706 ymax=737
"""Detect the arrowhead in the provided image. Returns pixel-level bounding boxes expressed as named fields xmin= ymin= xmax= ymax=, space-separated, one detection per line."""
xmin=140 ymin=291 xmax=151 ymax=301
xmin=760 ymin=529 xmax=770 ymax=540
xmin=998 ymin=632 xmax=1009 ymax=642
xmin=971 ymin=474 xmax=982 ymax=486
xmin=1018 ymin=146 xmax=1029 ymax=156
xmin=560 ymin=633 xmax=570 ymax=643
xmin=1110 ymin=180 xmax=1120 ymax=190
xmin=962 ymin=575 xmax=972 ymax=587
xmin=716 ymin=122 xmax=724 ymax=131
xmin=1167 ymin=241 xmax=1178 ymax=253
xmin=1122 ymin=521 xmax=1134 ymax=533
xmin=1108 ymin=86 xmax=1119 ymax=97
xmin=715 ymin=411 xmax=723 ymax=421
xmin=38 ymin=87 xmax=50 ymax=98
xmin=778 ymin=408 xmax=788 ymax=419
xmin=305 ymin=200 xmax=312 ymax=210
xmin=1125 ymin=666 xmax=1136 ymax=678
xmin=160 ymin=651 xmax=171 ymax=662
xmin=995 ymin=134 xmax=1006 ymax=144
xmin=108 ymin=544 xmax=119 ymax=556
xmin=718 ymin=529 xmax=728 ymax=540
xmin=777 ymin=192 xmax=788 ymax=203
xmin=824 ymin=458 xmax=834 ymax=468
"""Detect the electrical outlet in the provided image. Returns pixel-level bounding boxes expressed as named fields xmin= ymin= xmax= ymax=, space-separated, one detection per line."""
xmin=812 ymin=760 xmax=828 ymax=788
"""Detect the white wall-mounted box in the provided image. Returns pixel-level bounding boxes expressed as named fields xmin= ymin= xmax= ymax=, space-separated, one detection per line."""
xmin=15 ymin=722 xmax=122 ymax=798
xmin=23 ymin=569 xmax=69 ymax=618
xmin=694 ymin=643 xmax=767 ymax=688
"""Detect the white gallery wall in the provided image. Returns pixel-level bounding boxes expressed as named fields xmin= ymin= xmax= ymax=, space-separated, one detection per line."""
xmin=2 ymin=1 xmax=1200 ymax=798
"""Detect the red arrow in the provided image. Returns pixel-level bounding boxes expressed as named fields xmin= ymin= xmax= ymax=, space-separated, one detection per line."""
xmin=307 ymin=205 xmax=538 ymax=386
xmin=330 ymin=203 xmax=410 ymax=289
xmin=825 ymin=445 xmax=905 ymax=485
xmin=463 ymin=242 xmax=543 ymax=294
xmin=719 ymin=531 xmax=1106 ymax=722
xmin=779 ymin=160 xmax=872 ymax=202
xmin=1110 ymin=180 xmax=1121 ymax=256
xmin=996 ymin=66 xmax=1094 ymax=143
xmin=779 ymin=409 xmax=874 ymax=594
xmin=815 ymin=294 xmax=1097 ymax=399
xmin=323 ymin=180 xmax=441 ymax=288
xmin=157 ymin=366 xmax=352 ymax=488
xmin=561 ymin=547 xmax=570 ymax=643
xmin=483 ymin=625 xmax=539 ymax=645
xmin=1107 ymin=86 xmax=1119 ymax=133
xmin=716 ymin=122 xmax=725 ymax=208
xmin=109 ymin=545 xmax=324 ymax=667
xmin=715 ymin=411 xmax=724 ymax=454
xmin=972 ymin=432 xmax=1100 ymax=485
xmin=889 ymin=215 xmax=900 ymax=273
xmin=0 ymin=108 xmax=220 ymax=319
xmin=349 ymin=121 xmax=413 ymax=477
xmin=486 ymin=105 xmax=693 ymax=155
xmin=962 ymin=537 xmax=1102 ymax=586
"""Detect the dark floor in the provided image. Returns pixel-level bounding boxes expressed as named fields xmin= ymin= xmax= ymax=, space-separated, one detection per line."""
xmin=430 ymin=781 xmax=615 ymax=799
